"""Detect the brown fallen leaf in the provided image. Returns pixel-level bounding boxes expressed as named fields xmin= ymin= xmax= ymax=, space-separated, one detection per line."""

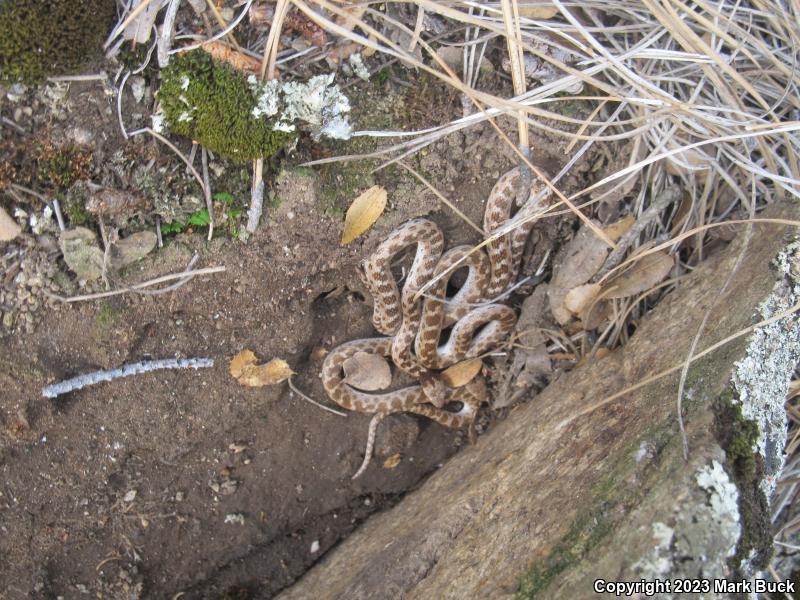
xmin=563 ymin=283 xmax=601 ymax=316
xmin=342 ymin=351 xmax=391 ymax=391
xmin=198 ymin=41 xmax=262 ymax=74
xmin=441 ymin=359 xmax=483 ymax=388
xmin=230 ymin=350 xmax=294 ymax=387
xmin=341 ymin=186 xmax=387 ymax=245
xmin=601 ymin=252 xmax=674 ymax=299
xmin=0 ymin=206 xmax=21 ymax=241
xmin=548 ymin=220 xmax=610 ymax=325
xmin=383 ymin=453 xmax=402 ymax=469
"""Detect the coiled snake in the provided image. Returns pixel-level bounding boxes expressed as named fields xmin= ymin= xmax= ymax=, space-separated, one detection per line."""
xmin=322 ymin=167 xmax=551 ymax=478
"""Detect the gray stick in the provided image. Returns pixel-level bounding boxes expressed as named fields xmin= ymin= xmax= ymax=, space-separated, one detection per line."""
xmin=42 ymin=358 xmax=214 ymax=399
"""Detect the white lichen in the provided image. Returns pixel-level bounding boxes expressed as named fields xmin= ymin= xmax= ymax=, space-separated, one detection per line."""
xmin=180 ymin=75 xmax=191 ymax=91
xmin=732 ymin=241 xmax=800 ymax=497
xmin=249 ymin=77 xmax=281 ymax=119
xmin=696 ymin=460 xmax=741 ymax=558
xmin=349 ymin=53 xmax=371 ymax=80
xmin=280 ymin=73 xmax=352 ymax=140
xmin=151 ymin=111 xmax=167 ymax=133
xmin=246 ymin=73 xmax=352 ymax=140
xmin=632 ymin=522 xmax=674 ymax=579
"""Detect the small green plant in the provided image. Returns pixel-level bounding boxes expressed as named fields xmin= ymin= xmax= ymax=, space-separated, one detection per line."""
xmin=0 ymin=0 xmax=114 ymax=83
xmin=158 ymin=50 xmax=296 ymax=162
xmin=161 ymin=192 xmax=242 ymax=238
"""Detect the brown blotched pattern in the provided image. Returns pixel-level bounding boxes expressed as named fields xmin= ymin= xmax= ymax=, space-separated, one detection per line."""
xmin=322 ymin=167 xmax=553 ymax=428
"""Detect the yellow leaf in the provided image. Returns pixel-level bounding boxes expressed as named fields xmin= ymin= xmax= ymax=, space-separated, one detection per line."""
xmin=383 ymin=453 xmax=402 ymax=469
xmin=341 ymin=186 xmax=387 ymax=245
xmin=230 ymin=350 xmax=295 ymax=387
xmin=441 ymin=359 xmax=482 ymax=388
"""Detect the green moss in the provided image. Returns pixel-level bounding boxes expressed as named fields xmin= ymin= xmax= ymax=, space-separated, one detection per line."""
xmin=158 ymin=50 xmax=296 ymax=162
xmin=0 ymin=0 xmax=114 ymax=83
xmin=714 ymin=391 xmax=772 ymax=572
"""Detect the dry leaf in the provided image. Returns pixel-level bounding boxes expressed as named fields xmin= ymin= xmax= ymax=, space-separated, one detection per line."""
xmin=341 ymin=186 xmax=387 ymax=244
xmin=383 ymin=453 xmax=402 ymax=469
xmin=230 ymin=350 xmax=294 ymax=387
xmin=564 ymin=283 xmax=601 ymax=316
xmin=198 ymin=41 xmax=262 ymax=74
xmin=342 ymin=351 xmax=391 ymax=391
xmin=579 ymin=298 xmax=612 ymax=331
xmin=0 ymin=206 xmax=21 ymax=241
xmin=601 ymin=252 xmax=674 ymax=299
xmin=604 ymin=214 xmax=635 ymax=242
xmin=441 ymin=359 xmax=483 ymax=387
xmin=548 ymin=221 xmax=610 ymax=325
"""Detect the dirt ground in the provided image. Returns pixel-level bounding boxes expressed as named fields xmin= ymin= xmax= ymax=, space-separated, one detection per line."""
xmin=0 ymin=62 xmax=614 ymax=597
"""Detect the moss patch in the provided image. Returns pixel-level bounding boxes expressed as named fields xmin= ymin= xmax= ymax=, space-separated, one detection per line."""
xmin=158 ymin=50 xmax=296 ymax=162
xmin=714 ymin=391 xmax=773 ymax=572
xmin=0 ymin=0 xmax=114 ymax=83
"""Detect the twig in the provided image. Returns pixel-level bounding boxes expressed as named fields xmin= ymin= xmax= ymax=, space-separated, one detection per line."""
xmin=247 ymin=159 xmax=265 ymax=233
xmin=117 ymin=70 xmax=131 ymax=139
xmin=155 ymin=216 xmax=163 ymax=248
xmin=8 ymin=183 xmax=47 ymax=202
xmin=201 ymin=148 xmax=215 ymax=240
xmin=47 ymin=74 xmax=109 ymax=82
xmin=1 ymin=117 xmax=28 ymax=135
xmin=287 ymin=377 xmax=348 ymax=417
xmin=157 ymin=0 xmax=181 ymax=67
xmin=352 ymin=413 xmax=384 ymax=480
xmin=128 ymin=128 xmax=208 ymax=200
xmin=46 ymin=265 xmax=226 ymax=303
xmin=42 ymin=358 xmax=214 ymax=399
xmin=52 ymin=199 xmax=66 ymax=232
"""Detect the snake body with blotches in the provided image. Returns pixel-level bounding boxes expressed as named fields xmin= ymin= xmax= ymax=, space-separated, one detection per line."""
xmin=322 ymin=167 xmax=550 ymax=450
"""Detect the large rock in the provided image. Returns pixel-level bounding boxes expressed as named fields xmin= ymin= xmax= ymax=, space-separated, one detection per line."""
xmin=277 ymin=201 xmax=800 ymax=599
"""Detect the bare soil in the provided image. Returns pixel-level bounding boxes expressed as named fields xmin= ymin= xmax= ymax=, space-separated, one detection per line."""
xmin=0 ymin=69 xmax=606 ymax=598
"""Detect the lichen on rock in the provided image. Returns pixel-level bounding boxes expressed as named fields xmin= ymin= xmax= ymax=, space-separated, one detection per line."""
xmin=732 ymin=241 xmax=800 ymax=495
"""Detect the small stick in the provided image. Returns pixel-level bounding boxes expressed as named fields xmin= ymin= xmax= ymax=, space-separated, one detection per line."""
xmin=52 ymin=199 xmax=66 ymax=232
xmin=42 ymin=358 xmax=214 ymax=399
xmin=201 ymin=148 xmax=215 ymax=241
xmin=47 ymin=74 xmax=109 ymax=82
xmin=246 ymin=159 xmax=265 ymax=233
xmin=287 ymin=377 xmax=347 ymax=417
xmin=46 ymin=265 xmax=226 ymax=303
xmin=1 ymin=117 xmax=28 ymax=135
xmin=187 ymin=142 xmax=198 ymax=172
xmin=117 ymin=70 xmax=131 ymax=139
xmin=155 ymin=216 xmax=163 ymax=248
xmin=352 ymin=413 xmax=384 ymax=480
